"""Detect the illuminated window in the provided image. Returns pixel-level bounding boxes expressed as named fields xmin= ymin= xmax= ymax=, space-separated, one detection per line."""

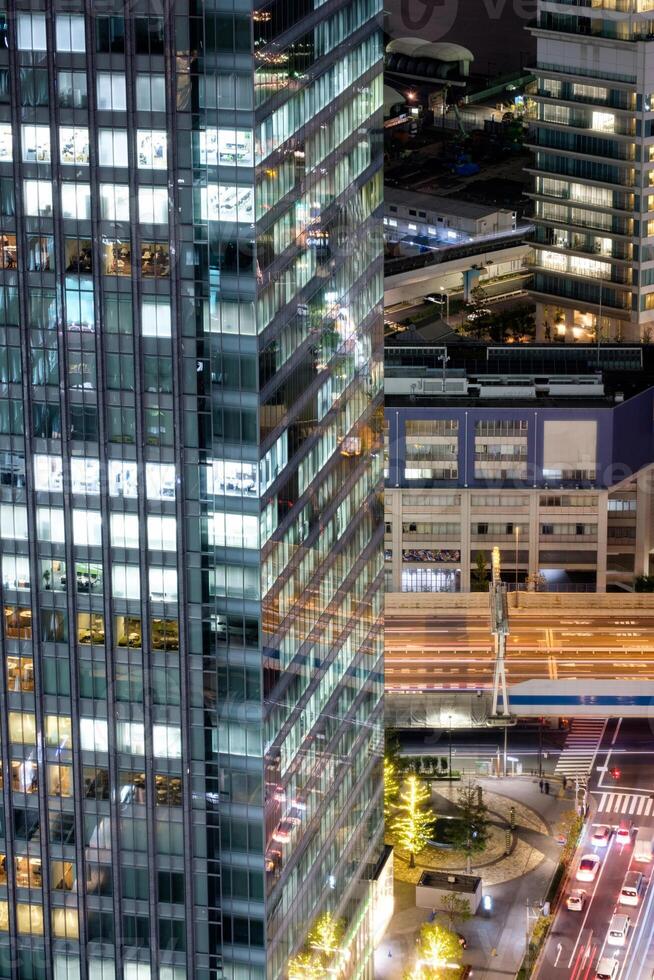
xmin=51 ymin=860 xmax=75 ymax=891
xmin=71 ymin=458 xmax=100 ymax=494
xmin=6 ymin=656 xmax=33 ymax=692
xmin=16 ymin=903 xmax=44 ymax=935
xmin=80 ymin=718 xmax=108 ymax=752
xmin=146 ymin=516 xmax=176 ymax=551
xmin=15 ymin=856 xmax=41 ymax=888
xmin=48 ymin=764 xmax=73 ymax=797
xmin=108 ymin=460 xmax=138 ymax=498
xmin=24 ymin=180 xmax=52 ymax=217
xmin=145 ymin=462 xmax=175 ymax=499
xmin=59 ymin=127 xmax=90 ymax=165
xmin=152 ymin=725 xmax=182 ymax=758
xmin=115 ymin=615 xmax=141 ymax=648
xmin=11 ymin=759 xmax=38 ymax=793
xmin=72 ymin=509 xmax=102 ymax=546
xmin=52 ymin=907 xmax=79 ymax=939
xmin=8 ymin=711 xmax=36 ymax=744
xmin=34 ymin=454 xmax=63 ymax=491
xmin=21 ymin=125 xmax=51 ymax=163
xmin=151 ymin=619 xmax=179 ymax=651
xmin=110 ymin=513 xmax=139 ymax=549
xmin=45 ymin=715 xmax=72 ymax=749
xmin=136 ymin=130 xmax=167 ymax=169
xmin=77 ymin=612 xmax=105 ymax=646
xmin=117 ymin=722 xmax=145 ymax=755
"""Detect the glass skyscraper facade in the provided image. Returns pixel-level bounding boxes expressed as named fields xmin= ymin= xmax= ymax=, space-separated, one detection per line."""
xmin=531 ymin=0 xmax=654 ymax=343
xmin=0 ymin=3 xmax=384 ymax=980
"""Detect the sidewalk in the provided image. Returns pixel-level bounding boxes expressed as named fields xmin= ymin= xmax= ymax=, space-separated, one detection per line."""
xmin=375 ymin=775 xmax=574 ymax=980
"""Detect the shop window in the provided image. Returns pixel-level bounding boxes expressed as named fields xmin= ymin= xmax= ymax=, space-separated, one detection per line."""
xmin=116 ymin=615 xmax=141 ymax=648
xmin=77 ymin=613 xmax=105 ymax=646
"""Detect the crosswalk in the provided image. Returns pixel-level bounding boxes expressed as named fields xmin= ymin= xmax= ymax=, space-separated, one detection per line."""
xmin=554 ymin=718 xmax=607 ymax=781
xmin=595 ymin=791 xmax=654 ymax=817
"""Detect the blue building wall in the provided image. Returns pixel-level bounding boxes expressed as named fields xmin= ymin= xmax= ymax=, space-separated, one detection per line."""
xmin=386 ymin=388 xmax=654 ymax=489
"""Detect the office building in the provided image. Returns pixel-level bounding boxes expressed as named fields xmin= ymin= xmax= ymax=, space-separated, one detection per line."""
xmin=0 ymin=4 xmax=384 ymax=980
xmin=530 ymin=1 xmax=654 ymax=343
xmin=385 ymin=340 xmax=654 ymax=593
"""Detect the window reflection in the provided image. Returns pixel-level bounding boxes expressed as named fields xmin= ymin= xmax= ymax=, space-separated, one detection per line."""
xmin=0 ymin=234 xmax=16 ymax=269
xmin=27 ymin=236 xmax=53 ymax=272
xmin=83 ymin=767 xmax=110 ymax=801
xmin=103 ymin=239 xmax=131 ymax=276
xmin=140 ymin=242 xmax=169 ymax=277
xmin=11 ymin=758 xmax=38 ymax=794
xmin=65 ymin=238 xmax=92 ymax=274
xmin=5 ymin=606 xmax=32 ymax=639
xmin=0 ymin=856 xmax=6 ymax=886
xmin=151 ymin=618 xmax=178 ymax=650
xmin=15 ymin=856 xmax=41 ymax=889
xmin=7 ymin=656 xmax=33 ymax=692
xmin=116 ymin=615 xmax=141 ymax=647
xmin=77 ymin=612 xmax=105 ymax=645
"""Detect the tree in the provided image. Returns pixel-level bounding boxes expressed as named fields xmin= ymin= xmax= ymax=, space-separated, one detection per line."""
xmin=308 ymin=912 xmax=344 ymax=959
xmin=384 ymin=757 xmax=401 ymax=821
xmin=414 ymin=921 xmax=463 ymax=978
xmin=392 ymin=774 xmax=435 ymax=868
xmin=449 ymin=782 xmax=490 ymax=873
xmin=439 ymin=893 xmax=471 ymax=931
xmin=287 ymin=953 xmax=323 ymax=980
xmin=635 ymin=575 xmax=654 ymax=592
xmin=461 ymin=283 xmax=492 ymax=340
xmin=470 ymin=551 xmax=489 ymax=592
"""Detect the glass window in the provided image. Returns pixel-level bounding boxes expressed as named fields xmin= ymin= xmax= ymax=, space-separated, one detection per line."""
xmin=152 ymin=725 xmax=181 ymax=758
xmin=61 ymin=183 xmax=91 ymax=220
xmin=115 ymin=615 xmax=141 ymax=648
xmin=60 ymin=127 xmax=90 ymax=166
xmin=27 ymin=236 xmax=54 ymax=271
xmin=56 ymin=15 xmax=85 ymax=52
xmin=112 ymin=564 xmax=140 ymax=600
xmin=136 ymin=130 xmax=167 ymax=170
xmin=24 ymin=181 xmax=52 ymax=217
xmin=70 ymin=458 xmax=100 ymax=494
xmin=108 ymin=460 xmax=138 ymax=498
xmin=72 ymin=509 xmax=102 ymax=547
xmin=0 ymin=504 xmax=28 ymax=539
xmin=16 ymin=904 xmax=43 ymax=936
xmin=146 ymin=462 xmax=176 ymax=499
xmin=80 ymin=718 xmax=108 ymax=752
xmin=201 ymin=185 xmax=254 ymax=223
xmin=36 ymin=507 xmax=65 ymax=543
xmin=65 ymin=237 xmax=93 ymax=273
xmin=2 ymin=557 xmax=31 ymax=593
xmin=134 ymin=17 xmax=164 ymax=55
xmin=22 ymin=125 xmax=50 ymax=163
xmin=48 ymin=765 xmax=72 ymax=798
xmin=52 ymin=908 xmax=79 ymax=940
xmin=141 ymin=242 xmax=169 ymax=277
xmin=0 ymin=124 xmax=11 ymax=162
xmin=20 ymin=69 xmax=48 ymax=107
xmin=34 ymin=454 xmax=63 ymax=492
xmin=151 ymin=619 xmax=178 ymax=651
xmin=142 ymin=299 xmax=171 ymax=337
xmin=8 ymin=712 xmax=36 ymax=744
xmin=58 ymin=71 xmax=87 ymax=109
xmin=45 ymin=715 xmax=72 ymax=748
xmin=117 ymin=722 xmax=145 ymax=755
xmin=96 ymin=17 xmax=125 ymax=54
xmin=75 ymin=561 xmax=102 ymax=594
xmin=5 ymin=605 xmax=32 ymax=639
xmin=17 ymin=14 xmax=47 ymax=51
xmin=97 ymin=73 xmax=126 ymax=111
xmin=149 ymin=568 xmax=177 ymax=602
xmin=110 ymin=513 xmax=139 ymax=549
xmin=100 ymin=184 xmax=129 ymax=221
xmin=136 ymin=74 xmax=165 ymax=111
xmin=77 ymin=612 xmax=105 ymax=646
xmin=98 ymin=129 xmax=128 ymax=167
xmin=138 ymin=187 xmax=168 ymax=224
xmin=147 ymin=515 xmax=176 ymax=551
xmin=12 ymin=760 xmax=38 ymax=793
xmin=200 ymin=129 xmax=254 ymax=167
xmin=7 ymin=655 xmax=34 ymax=692
xmin=103 ymin=239 xmax=131 ymax=276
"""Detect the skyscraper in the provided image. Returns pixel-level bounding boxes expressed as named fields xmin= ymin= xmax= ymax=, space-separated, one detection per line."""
xmin=530 ymin=1 xmax=654 ymax=343
xmin=0 ymin=3 xmax=384 ymax=980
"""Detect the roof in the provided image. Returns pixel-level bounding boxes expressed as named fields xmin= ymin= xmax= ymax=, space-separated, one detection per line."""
xmin=385 ymin=186 xmax=509 ymax=221
xmin=418 ymin=871 xmax=482 ymax=893
xmin=386 ymin=38 xmax=474 ymax=63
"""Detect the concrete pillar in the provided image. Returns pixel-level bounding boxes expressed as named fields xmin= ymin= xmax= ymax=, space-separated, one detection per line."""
xmin=528 ymin=491 xmax=539 ymax=580
xmin=596 ymin=490 xmax=608 ymax=592
xmin=635 ymin=475 xmax=653 ymax=578
xmin=460 ymin=490 xmax=471 ymax=591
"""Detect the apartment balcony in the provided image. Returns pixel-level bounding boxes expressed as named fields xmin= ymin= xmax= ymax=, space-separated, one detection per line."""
xmin=538 ymin=111 xmax=637 ymax=139
xmin=528 ymin=250 xmax=633 ymax=285
xmin=535 ymin=89 xmax=637 ymax=112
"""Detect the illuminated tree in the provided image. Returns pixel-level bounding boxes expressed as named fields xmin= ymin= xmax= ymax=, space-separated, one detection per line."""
xmin=414 ymin=921 xmax=463 ymax=978
xmin=288 ymin=952 xmax=324 ymax=980
xmin=308 ymin=912 xmax=344 ymax=960
xmin=384 ymin=757 xmax=401 ymax=821
xmin=392 ymin=774 xmax=434 ymax=868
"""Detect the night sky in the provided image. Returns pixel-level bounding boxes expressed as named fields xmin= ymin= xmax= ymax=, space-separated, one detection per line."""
xmin=385 ymin=0 xmax=538 ymax=75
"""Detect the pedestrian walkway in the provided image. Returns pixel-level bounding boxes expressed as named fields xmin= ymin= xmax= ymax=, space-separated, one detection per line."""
xmin=594 ymin=791 xmax=654 ymax=816
xmin=553 ymin=718 xmax=607 ymax=782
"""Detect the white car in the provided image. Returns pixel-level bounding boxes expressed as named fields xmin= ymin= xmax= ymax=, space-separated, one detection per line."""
xmin=576 ymin=853 xmax=600 ymax=882
xmin=566 ymin=889 xmax=586 ymax=911
xmin=591 ymin=825 xmax=611 ymax=847
xmin=616 ymin=820 xmax=632 ymax=846
xmin=595 ymin=958 xmax=618 ymax=980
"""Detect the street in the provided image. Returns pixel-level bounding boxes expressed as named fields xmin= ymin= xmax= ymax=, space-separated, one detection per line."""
xmin=535 ymin=719 xmax=654 ymax=980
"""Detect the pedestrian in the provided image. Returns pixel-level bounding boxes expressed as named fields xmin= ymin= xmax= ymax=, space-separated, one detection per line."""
xmin=539 ymin=778 xmax=543 ymax=793
xmin=388 ymin=949 xmax=392 ymax=958
xmin=562 ymin=775 xmax=567 ymax=790
xmin=545 ymin=780 xmax=550 ymax=794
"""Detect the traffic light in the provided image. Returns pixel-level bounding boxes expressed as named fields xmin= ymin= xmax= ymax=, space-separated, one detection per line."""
xmin=611 ymin=767 xmax=621 ymax=780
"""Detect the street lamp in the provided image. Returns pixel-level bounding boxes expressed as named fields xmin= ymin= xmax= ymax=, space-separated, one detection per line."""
xmin=440 ymin=285 xmax=450 ymax=321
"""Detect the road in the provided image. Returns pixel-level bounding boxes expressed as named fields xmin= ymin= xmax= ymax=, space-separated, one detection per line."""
xmin=535 ymin=719 xmax=654 ymax=980
xmin=385 ymin=604 xmax=654 ymax=689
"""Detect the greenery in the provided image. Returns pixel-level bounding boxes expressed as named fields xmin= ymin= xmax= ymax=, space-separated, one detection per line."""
xmin=392 ymin=775 xmax=435 ymax=868
xmin=556 ymin=809 xmax=584 ymax=866
xmin=471 ymin=551 xmax=489 ymax=592
xmin=439 ymin=893 xmax=472 ymax=931
xmin=405 ymin=921 xmax=463 ymax=980
xmin=448 ymin=782 xmax=490 ymax=872
xmin=288 ymin=912 xmax=346 ymax=980
xmin=635 ymin=574 xmax=654 ymax=592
